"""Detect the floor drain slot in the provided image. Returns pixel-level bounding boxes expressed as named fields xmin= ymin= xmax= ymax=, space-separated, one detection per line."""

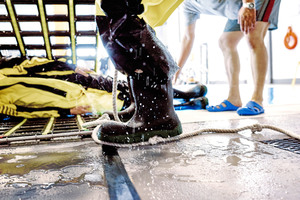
xmin=261 ymin=138 xmax=300 ymax=154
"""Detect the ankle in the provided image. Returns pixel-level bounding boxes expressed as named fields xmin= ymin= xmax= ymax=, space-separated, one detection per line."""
xmin=250 ymin=99 xmax=263 ymax=106
xmin=226 ymin=98 xmax=242 ymax=107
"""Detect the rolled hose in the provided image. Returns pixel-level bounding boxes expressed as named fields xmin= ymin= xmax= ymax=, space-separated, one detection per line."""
xmin=284 ymin=26 xmax=298 ymax=50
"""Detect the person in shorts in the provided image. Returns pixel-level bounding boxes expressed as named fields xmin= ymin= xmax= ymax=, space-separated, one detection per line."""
xmin=174 ymin=0 xmax=281 ymax=116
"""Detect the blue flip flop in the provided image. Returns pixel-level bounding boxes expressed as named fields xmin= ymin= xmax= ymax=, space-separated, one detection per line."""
xmin=206 ymin=100 xmax=240 ymax=112
xmin=237 ymin=101 xmax=264 ymax=116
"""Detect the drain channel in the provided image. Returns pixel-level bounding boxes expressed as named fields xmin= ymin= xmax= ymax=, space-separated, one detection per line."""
xmin=261 ymin=138 xmax=300 ymax=154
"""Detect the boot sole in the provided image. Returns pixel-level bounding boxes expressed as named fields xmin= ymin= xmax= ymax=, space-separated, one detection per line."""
xmin=102 ymin=123 xmax=182 ymax=144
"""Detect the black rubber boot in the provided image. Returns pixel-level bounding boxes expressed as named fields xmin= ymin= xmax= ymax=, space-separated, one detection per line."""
xmin=105 ymin=82 xmax=208 ymax=121
xmin=101 ymin=0 xmax=144 ymax=20
xmin=86 ymin=75 xmax=132 ymax=111
xmin=98 ymin=76 xmax=182 ymax=144
xmin=107 ymin=102 xmax=135 ymax=122
xmin=97 ymin=0 xmax=181 ymax=143
xmin=173 ymin=84 xmax=207 ymax=101
xmin=104 ymin=77 xmax=135 ymax=122
xmin=174 ymin=97 xmax=209 ymax=110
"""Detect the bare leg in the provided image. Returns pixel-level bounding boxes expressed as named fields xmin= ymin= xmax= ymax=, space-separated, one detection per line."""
xmin=218 ymin=31 xmax=244 ymax=108
xmin=207 ymin=22 xmax=269 ymax=114
xmin=173 ymin=22 xmax=196 ymax=84
xmin=245 ymin=22 xmax=269 ymax=106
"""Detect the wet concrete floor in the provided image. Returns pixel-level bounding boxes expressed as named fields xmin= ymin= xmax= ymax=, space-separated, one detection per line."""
xmin=119 ymin=112 xmax=300 ymax=200
xmin=0 ymin=84 xmax=300 ymax=200
xmin=1 ymin=108 xmax=300 ymax=200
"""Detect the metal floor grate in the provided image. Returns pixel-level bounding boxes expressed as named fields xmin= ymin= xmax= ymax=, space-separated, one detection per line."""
xmin=0 ymin=0 xmax=97 ymax=66
xmin=261 ymin=138 xmax=300 ymax=155
xmin=0 ymin=115 xmax=98 ymax=145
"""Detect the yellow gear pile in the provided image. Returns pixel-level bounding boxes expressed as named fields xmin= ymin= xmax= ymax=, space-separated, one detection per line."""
xmin=0 ymin=57 xmax=123 ymax=118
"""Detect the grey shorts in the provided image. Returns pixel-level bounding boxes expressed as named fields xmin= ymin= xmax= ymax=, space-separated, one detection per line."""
xmin=224 ymin=0 xmax=281 ymax=32
xmin=223 ymin=19 xmax=241 ymax=32
xmin=184 ymin=0 xmax=281 ymax=32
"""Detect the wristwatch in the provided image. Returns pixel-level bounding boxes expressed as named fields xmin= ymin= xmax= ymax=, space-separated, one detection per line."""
xmin=243 ymin=2 xmax=255 ymax=9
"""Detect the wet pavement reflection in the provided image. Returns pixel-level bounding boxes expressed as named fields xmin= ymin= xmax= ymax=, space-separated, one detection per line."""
xmin=118 ymin=114 xmax=300 ymax=200
xmin=0 ymin=84 xmax=300 ymax=199
xmin=0 ymin=141 xmax=108 ymax=200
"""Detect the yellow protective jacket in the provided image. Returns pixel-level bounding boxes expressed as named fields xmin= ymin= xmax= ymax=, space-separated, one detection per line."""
xmin=0 ymin=57 xmax=72 ymax=78
xmin=95 ymin=0 xmax=184 ymax=27
xmin=0 ymin=57 xmax=123 ymax=118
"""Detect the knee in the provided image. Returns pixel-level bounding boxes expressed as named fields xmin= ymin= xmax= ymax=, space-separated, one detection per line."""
xmin=246 ymin=35 xmax=265 ymax=50
xmin=218 ymin=36 xmax=236 ymax=52
xmin=218 ymin=37 xmax=226 ymax=51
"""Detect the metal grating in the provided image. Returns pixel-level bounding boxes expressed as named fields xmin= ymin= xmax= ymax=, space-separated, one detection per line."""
xmin=0 ymin=115 xmax=98 ymax=145
xmin=261 ymin=138 xmax=300 ymax=155
xmin=0 ymin=0 xmax=98 ymax=69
